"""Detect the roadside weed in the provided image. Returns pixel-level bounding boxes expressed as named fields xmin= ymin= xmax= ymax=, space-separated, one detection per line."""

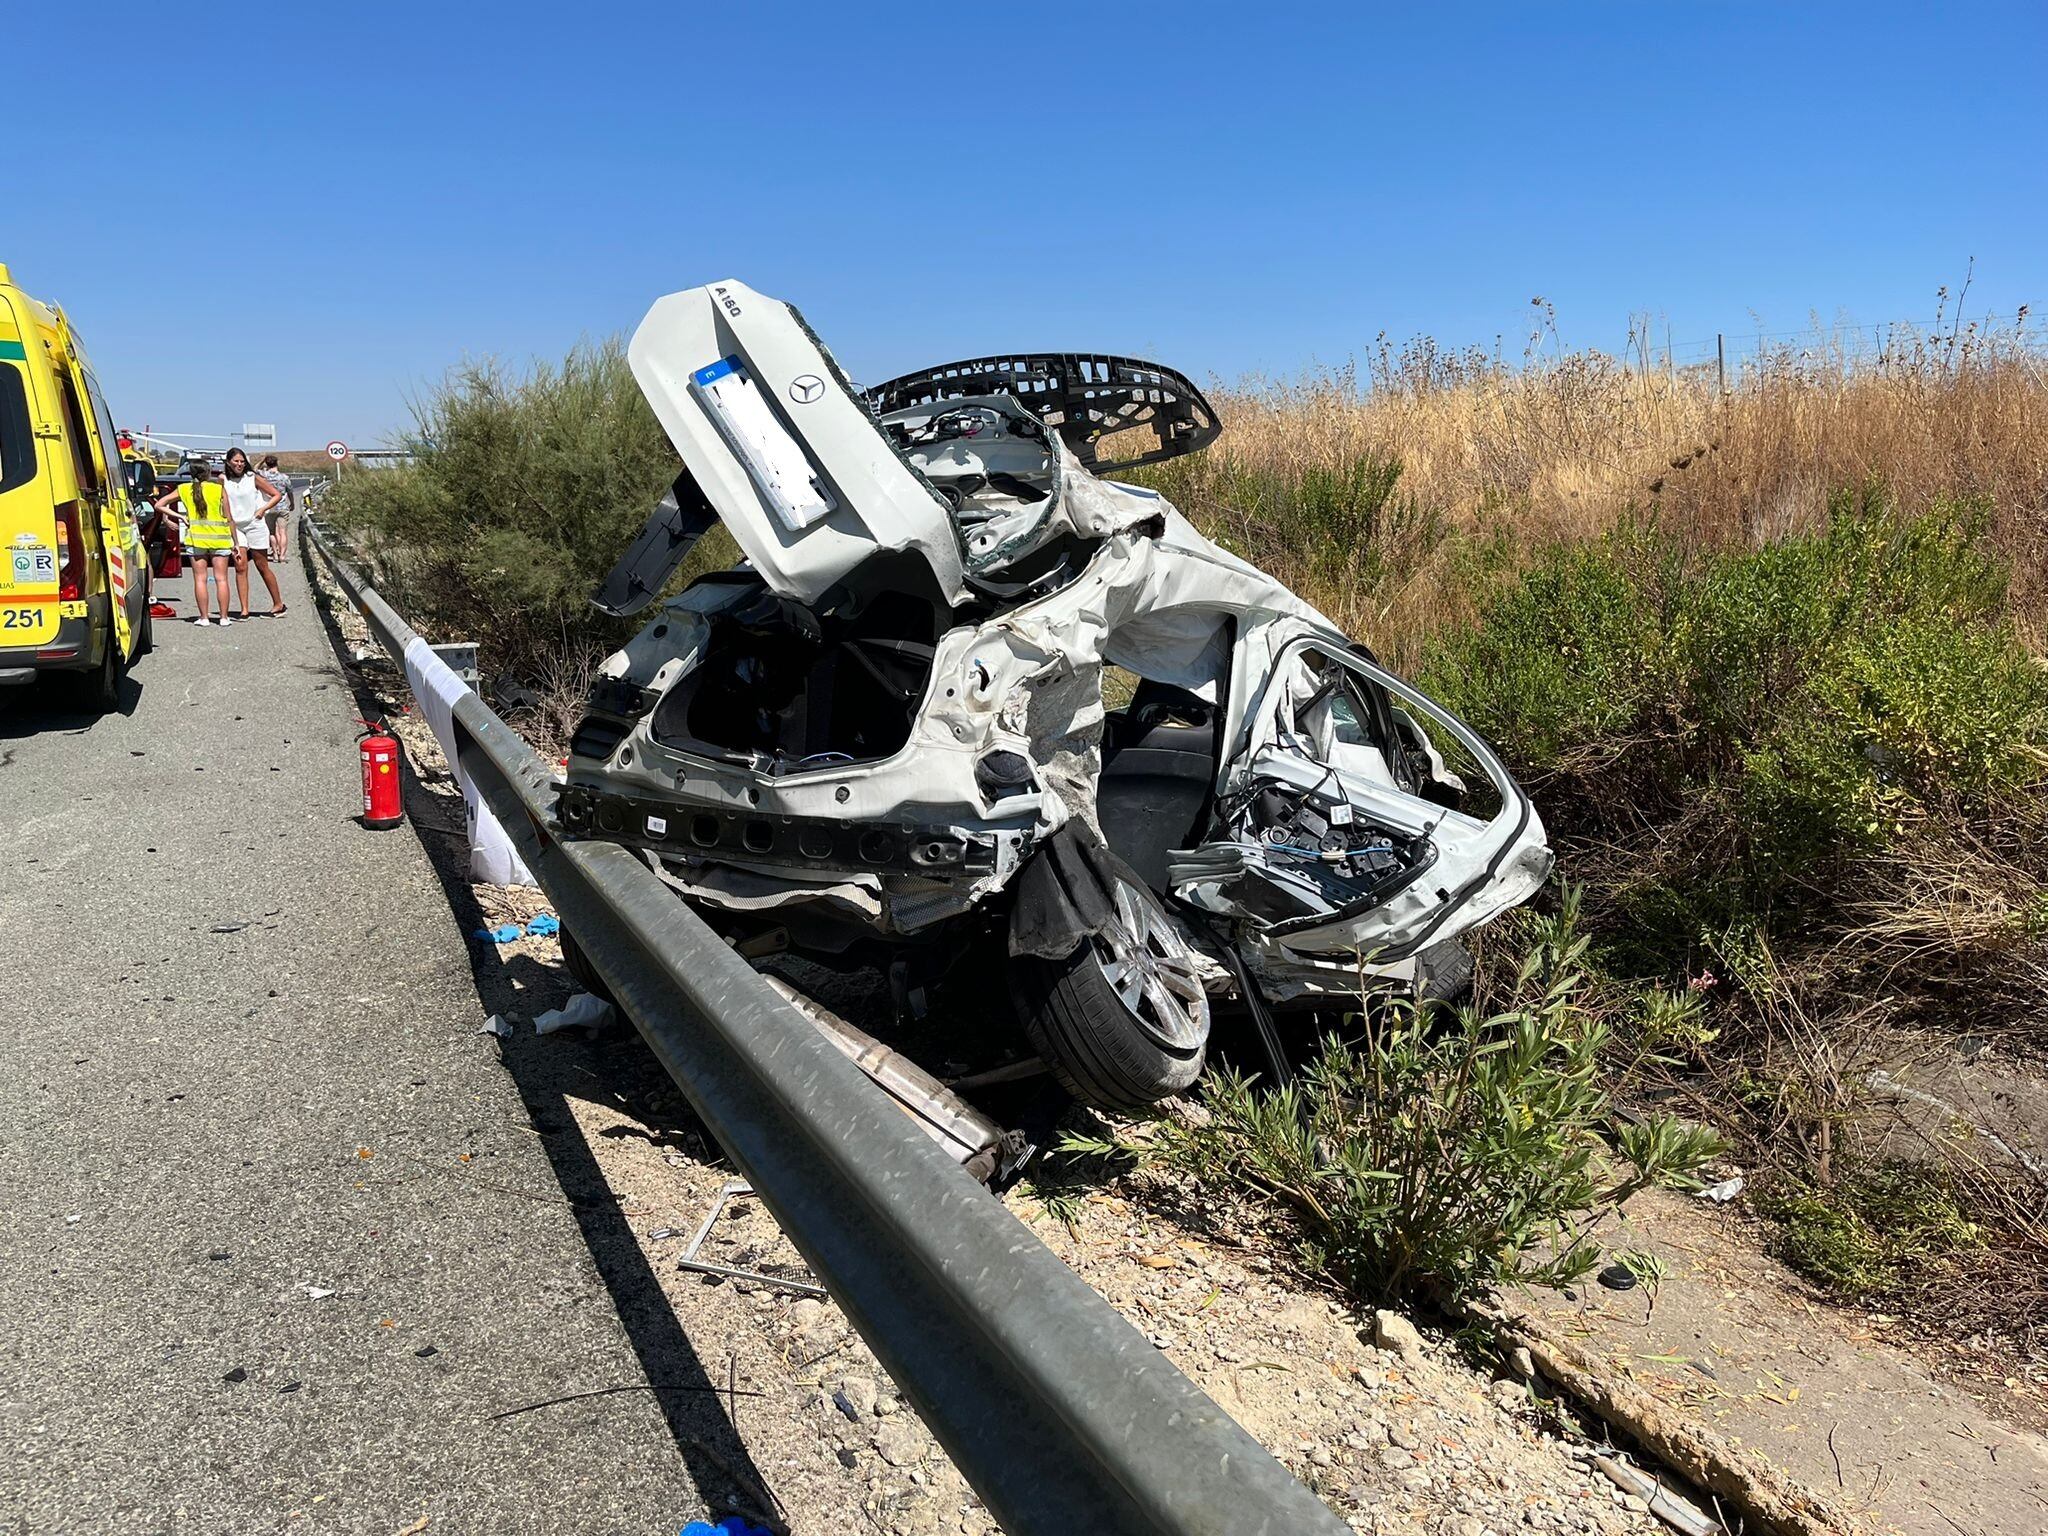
xmin=1162 ymin=899 xmax=1723 ymax=1304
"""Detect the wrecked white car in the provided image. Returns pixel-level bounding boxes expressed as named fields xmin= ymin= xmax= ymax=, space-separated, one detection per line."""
xmin=557 ymin=280 xmax=1551 ymax=1115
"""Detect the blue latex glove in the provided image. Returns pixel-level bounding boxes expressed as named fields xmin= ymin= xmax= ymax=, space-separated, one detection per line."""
xmin=524 ymin=913 xmax=560 ymax=937
xmin=472 ymin=923 xmax=522 ymax=944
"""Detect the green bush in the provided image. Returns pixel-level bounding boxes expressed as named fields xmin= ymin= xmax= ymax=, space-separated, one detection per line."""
xmin=1755 ymin=1164 xmax=1980 ymax=1296
xmin=1415 ymin=524 xmax=1676 ymax=765
xmin=1162 ymin=894 xmax=1724 ymax=1302
xmin=1422 ymin=490 xmax=2048 ymax=933
xmin=1138 ymin=449 xmax=1446 ymax=608
xmin=319 ymin=340 xmax=720 ymax=681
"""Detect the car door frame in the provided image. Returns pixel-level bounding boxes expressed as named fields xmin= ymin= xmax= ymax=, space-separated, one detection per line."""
xmin=1212 ymin=624 xmax=1549 ymax=962
xmin=78 ymin=366 xmax=145 ymax=657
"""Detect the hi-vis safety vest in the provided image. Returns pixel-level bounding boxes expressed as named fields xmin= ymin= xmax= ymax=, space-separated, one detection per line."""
xmin=180 ymin=482 xmax=233 ymax=551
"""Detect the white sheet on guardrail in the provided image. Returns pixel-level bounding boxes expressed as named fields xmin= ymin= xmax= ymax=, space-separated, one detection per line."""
xmin=402 ymin=636 xmax=535 ymax=887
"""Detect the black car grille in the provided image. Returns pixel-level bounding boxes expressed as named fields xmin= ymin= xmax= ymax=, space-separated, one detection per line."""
xmin=553 ymin=784 xmax=1007 ymax=877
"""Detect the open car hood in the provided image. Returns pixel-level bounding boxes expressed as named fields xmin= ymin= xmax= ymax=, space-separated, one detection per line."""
xmin=619 ymin=281 xmax=1225 ymax=614
xmin=627 ymin=280 xmax=970 ymax=606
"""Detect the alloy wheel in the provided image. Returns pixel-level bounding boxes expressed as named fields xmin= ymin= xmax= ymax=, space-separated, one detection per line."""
xmin=1093 ymin=880 xmax=1210 ymax=1051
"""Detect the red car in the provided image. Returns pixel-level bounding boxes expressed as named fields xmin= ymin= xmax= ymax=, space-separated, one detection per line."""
xmin=126 ymin=460 xmax=187 ymax=577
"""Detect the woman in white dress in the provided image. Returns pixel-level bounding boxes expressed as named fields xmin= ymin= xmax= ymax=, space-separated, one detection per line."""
xmin=221 ymin=447 xmax=286 ymax=618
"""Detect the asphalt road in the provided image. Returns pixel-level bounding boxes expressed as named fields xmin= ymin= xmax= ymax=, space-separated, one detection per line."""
xmin=0 ymin=565 xmax=724 ymax=1533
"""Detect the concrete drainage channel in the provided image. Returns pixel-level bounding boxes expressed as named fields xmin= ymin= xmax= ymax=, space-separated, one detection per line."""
xmin=302 ymin=516 xmax=1353 ymax=1536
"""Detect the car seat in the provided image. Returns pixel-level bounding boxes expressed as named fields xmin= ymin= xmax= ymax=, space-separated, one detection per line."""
xmin=1097 ymin=679 xmax=1222 ymax=893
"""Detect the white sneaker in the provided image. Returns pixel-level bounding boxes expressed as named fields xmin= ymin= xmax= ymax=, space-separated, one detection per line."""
xmin=218 ymin=616 xmax=233 ymax=627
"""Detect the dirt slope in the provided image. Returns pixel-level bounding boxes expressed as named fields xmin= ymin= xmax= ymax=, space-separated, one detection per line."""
xmin=1515 ymin=1191 xmax=2048 ymax=1536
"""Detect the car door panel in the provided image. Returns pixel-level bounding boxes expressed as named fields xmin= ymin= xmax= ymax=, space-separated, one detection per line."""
xmin=1178 ymin=631 xmax=1551 ymax=960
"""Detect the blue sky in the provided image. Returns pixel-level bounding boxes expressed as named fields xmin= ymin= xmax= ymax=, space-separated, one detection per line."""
xmin=12 ymin=1 xmax=2043 ymax=447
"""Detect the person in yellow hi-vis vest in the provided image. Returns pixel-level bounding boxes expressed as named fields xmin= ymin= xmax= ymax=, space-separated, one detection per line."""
xmin=152 ymin=460 xmax=241 ymax=626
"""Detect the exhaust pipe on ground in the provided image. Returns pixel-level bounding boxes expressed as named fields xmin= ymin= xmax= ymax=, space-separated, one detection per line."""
xmin=760 ymin=975 xmax=1025 ymax=1184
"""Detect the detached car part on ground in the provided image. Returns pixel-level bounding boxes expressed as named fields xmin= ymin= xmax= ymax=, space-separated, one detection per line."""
xmin=559 ymin=280 xmax=1550 ymax=1121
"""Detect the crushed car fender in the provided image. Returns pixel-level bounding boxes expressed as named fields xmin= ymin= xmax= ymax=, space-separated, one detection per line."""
xmin=1008 ymin=821 xmax=1121 ymax=961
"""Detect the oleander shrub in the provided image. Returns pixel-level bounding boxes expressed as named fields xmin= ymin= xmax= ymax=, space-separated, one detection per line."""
xmin=320 ymin=341 xmax=728 ymax=682
xmin=1163 ymin=895 xmax=1724 ymax=1302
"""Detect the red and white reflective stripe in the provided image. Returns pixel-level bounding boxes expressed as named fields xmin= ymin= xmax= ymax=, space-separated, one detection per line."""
xmin=107 ymin=548 xmax=127 ymax=602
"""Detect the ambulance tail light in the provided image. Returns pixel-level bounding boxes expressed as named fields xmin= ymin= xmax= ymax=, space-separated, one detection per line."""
xmin=55 ymin=504 xmax=85 ymax=599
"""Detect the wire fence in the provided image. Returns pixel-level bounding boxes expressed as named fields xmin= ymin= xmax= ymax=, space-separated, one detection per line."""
xmin=1637 ymin=311 xmax=2045 ymax=388
xmin=1348 ymin=303 xmax=2045 ymax=400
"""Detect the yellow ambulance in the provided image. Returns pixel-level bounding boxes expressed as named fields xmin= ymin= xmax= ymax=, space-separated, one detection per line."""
xmin=0 ymin=262 xmax=152 ymax=709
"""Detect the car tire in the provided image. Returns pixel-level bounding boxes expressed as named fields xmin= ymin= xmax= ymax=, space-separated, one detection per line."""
xmin=135 ymin=593 xmax=155 ymax=657
xmin=1014 ymin=875 xmax=1210 ymax=1114
xmin=560 ymin=924 xmax=615 ymax=1006
xmin=74 ymin=630 xmax=123 ymax=713
xmin=1414 ymin=938 xmax=1475 ymax=1011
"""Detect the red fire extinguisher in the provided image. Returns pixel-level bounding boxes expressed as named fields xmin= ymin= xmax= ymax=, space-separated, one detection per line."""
xmin=358 ymin=721 xmax=404 ymax=829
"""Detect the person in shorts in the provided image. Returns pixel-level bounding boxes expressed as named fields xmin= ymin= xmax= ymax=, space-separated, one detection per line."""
xmin=221 ymin=447 xmax=286 ymax=617
xmin=154 ymin=460 xmax=237 ymax=625
xmin=258 ymin=454 xmax=296 ymax=561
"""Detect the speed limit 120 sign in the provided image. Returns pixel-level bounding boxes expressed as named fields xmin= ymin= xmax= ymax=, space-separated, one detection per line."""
xmin=326 ymin=440 xmax=348 ymax=461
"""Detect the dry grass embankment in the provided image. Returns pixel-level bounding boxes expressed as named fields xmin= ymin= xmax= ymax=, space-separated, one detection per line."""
xmin=1144 ymin=319 xmax=2046 ymax=664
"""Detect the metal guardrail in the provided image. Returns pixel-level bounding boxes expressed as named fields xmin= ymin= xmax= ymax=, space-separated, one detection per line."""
xmin=302 ymin=518 xmax=1352 ymax=1536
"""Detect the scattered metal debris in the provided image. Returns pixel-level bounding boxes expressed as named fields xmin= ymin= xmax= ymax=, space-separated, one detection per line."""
xmin=1594 ymin=1453 xmax=1723 ymax=1536
xmin=672 ymin=1181 xmax=825 ymax=1299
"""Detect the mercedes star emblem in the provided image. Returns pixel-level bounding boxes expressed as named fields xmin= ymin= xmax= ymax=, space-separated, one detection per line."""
xmin=788 ymin=374 xmax=825 ymax=404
